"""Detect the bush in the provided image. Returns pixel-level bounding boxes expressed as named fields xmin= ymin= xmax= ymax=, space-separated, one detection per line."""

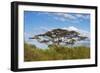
xmin=24 ymin=43 xmax=90 ymax=61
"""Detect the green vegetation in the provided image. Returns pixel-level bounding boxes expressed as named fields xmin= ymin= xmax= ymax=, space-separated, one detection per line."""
xmin=29 ymin=28 xmax=88 ymax=46
xmin=24 ymin=43 xmax=90 ymax=62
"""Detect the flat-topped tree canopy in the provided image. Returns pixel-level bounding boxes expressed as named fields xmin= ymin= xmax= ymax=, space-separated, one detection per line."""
xmin=29 ymin=28 xmax=87 ymax=45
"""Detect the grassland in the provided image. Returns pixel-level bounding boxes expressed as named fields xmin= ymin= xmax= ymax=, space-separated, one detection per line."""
xmin=24 ymin=43 xmax=90 ymax=61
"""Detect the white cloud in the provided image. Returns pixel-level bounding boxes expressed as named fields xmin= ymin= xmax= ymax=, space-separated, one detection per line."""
xmin=54 ymin=13 xmax=76 ymax=20
xmin=63 ymin=14 xmax=76 ymax=19
xmin=54 ymin=16 xmax=66 ymax=22
xmin=52 ymin=13 xmax=90 ymax=22
xmin=51 ymin=13 xmax=77 ymax=22
xmin=67 ymin=26 xmax=79 ymax=31
xmin=37 ymin=12 xmax=90 ymax=23
xmin=24 ymin=32 xmax=33 ymax=37
xmin=75 ymin=14 xmax=84 ymax=18
xmin=63 ymin=26 xmax=79 ymax=31
xmin=63 ymin=26 xmax=90 ymax=38
xmin=75 ymin=14 xmax=90 ymax=20
xmin=37 ymin=12 xmax=50 ymax=15
xmin=79 ymin=30 xmax=90 ymax=39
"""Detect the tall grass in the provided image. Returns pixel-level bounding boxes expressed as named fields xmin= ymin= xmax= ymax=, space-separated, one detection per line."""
xmin=24 ymin=43 xmax=90 ymax=61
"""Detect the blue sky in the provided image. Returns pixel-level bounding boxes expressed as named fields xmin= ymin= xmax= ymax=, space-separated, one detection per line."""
xmin=24 ymin=11 xmax=90 ymax=48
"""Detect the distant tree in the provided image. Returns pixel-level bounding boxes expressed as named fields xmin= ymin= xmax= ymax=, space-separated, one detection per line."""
xmin=29 ymin=28 xmax=87 ymax=46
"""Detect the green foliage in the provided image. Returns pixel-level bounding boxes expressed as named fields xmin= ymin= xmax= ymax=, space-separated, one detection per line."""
xmin=30 ymin=28 xmax=88 ymax=46
xmin=24 ymin=43 xmax=90 ymax=62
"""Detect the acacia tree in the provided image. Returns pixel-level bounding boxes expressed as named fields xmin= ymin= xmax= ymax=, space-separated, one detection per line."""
xmin=29 ymin=28 xmax=87 ymax=46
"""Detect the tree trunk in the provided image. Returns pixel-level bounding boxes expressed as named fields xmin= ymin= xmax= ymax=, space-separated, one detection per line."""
xmin=57 ymin=38 xmax=60 ymax=45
